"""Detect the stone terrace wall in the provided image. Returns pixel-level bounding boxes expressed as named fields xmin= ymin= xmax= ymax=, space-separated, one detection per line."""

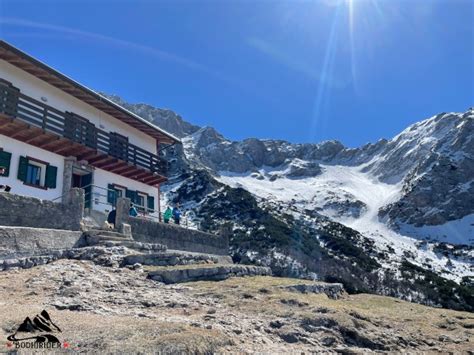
xmin=0 ymin=226 xmax=84 ymax=259
xmin=127 ymin=217 xmax=229 ymax=255
xmin=114 ymin=197 xmax=229 ymax=255
xmin=0 ymin=189 xmax=84 ymax=231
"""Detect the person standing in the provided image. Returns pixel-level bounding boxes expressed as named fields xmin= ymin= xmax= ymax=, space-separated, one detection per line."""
xmin=129 ymin=204 xmax=138 ymax=217
xmin=172 ymin=203 xmax=182 ymax=225
xmin=163 ymin=206 xmax=172 ymax=224
xmin=106 ymin=209 xmax=117 ymax=228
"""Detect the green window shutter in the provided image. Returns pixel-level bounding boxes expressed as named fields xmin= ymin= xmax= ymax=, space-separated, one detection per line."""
xmin=107 ymin=184 xmax=116 ymax=204
xmin=17 ymin=156 xmax=28 ymax=182
xmin=45 ymin=165 xmax=58 ymax=189
xmin=147 ymin=196 xmax=155 ymax=211
xmin=0 ymin=150 xmax=12 ymax=177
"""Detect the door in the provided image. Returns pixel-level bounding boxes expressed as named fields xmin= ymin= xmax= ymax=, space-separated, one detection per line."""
xmin=72 ymin=171 xmax=93 ymax=209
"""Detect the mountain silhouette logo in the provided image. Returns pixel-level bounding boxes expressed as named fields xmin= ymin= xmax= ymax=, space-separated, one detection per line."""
xmin=7 ymin=310 xmax=64 ymax=349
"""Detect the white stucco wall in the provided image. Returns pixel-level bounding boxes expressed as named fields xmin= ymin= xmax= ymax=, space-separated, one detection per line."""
xmin=0 ymin=135 xmax=64 ymax=200
xmin=0 ymin=60 xmax=157 ymax=154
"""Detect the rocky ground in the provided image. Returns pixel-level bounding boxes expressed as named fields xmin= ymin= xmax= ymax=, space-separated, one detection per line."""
xmin=0 ymin=259 xmax=473 ymax=353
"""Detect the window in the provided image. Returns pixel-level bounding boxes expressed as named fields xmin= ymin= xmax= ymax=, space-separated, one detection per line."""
xmin=136 ymin=192 xmax=155 ymax=214
xmin=107 ymin=184 xmax=127 ymax=206
xmin=115 ymin=186 xmax=126 ymax=198
xmin=17 ymin=156 xmax=58 ymax=189
xmin=136 ymin=192 xmax=146 ymax=211
xmin=26 ymin=163 xmax=42 ymax=186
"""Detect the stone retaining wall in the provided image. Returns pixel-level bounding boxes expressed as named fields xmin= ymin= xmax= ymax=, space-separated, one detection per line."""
xmin=127 ymin=217 xmax=229 ymax=255
xmin=115 ymin=197 xmax=228 ymax=256
xmin=0 ymin=188 xmax=84 ymax=231
xmin=0 ymin=226 xmax=84 ymax=259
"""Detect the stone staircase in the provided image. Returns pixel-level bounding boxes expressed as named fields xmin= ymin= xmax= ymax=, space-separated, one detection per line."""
xmin=84 ymin=229 xmax=167 ymax=253
xmin=83 ymin=228 xmax=271 ymax=284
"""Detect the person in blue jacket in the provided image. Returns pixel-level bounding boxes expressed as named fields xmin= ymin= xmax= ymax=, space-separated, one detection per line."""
xmin=172 ymin=203 xmax=182 ymax=225
xmin=129 ymin=204 xmax=138 ymax=217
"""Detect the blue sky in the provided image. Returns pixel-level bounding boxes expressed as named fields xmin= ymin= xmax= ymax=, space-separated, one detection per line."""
xmin=0 ymin=0 xmax=472 ymax=147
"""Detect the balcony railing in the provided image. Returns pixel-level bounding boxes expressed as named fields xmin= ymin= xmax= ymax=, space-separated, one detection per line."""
xmin=0 ymin=78 xmax=167 ymax=175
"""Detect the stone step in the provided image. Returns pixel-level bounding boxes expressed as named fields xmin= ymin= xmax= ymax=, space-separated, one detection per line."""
xmin=85 ymin=236 xmax=167 ymax=252
xmin=85 ymin=235 xmax=132 ymax=245
xmin=85 ymin=229 xmax=132 ymax=240
xmin=147 ymin=264 xmax=272 ymax=284
xmin=122 ymin=252 xmax=218 ymax=267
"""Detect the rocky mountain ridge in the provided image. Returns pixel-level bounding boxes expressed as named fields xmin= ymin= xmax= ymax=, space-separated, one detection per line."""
xmin=106 ymin=94 xmax=473 ymax=311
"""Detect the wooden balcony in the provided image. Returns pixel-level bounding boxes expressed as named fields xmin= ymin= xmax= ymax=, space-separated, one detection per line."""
xmin=0 ymin=78 xmax=168 ymax=186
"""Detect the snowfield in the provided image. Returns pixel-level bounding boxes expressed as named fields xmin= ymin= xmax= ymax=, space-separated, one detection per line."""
xmin=218 ymin=164 xmax=473 ymax=281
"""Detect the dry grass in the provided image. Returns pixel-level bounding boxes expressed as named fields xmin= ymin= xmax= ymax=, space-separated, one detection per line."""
xmin=190 ymin=276 xmax=474 ymax=350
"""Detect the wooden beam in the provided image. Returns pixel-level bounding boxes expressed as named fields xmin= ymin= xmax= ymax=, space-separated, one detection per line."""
xmin=36 ymin=136 xmax=61 ymax=149
xmin=10 ymin=127 xmax=31 ymax=139
xmin=122 ymin=170 xmax=152 ymax=181
xmin=70 ymin=146 xmax=91 ymax=157
xmin=77 ymin=151 xmax=99 ymax=161
xmin=3 ymin=124 xmax=25 ymax=137
xmin=134 ymin=171 xmax=151 ymax=180
xmin=142 ymin=175 xmax=159 ymax=184
xmin=53 ymin=144 xmax=77 ymax=155
xmin=0 ymin=118 xmax=14 ymax=129
xmin=97 ymin=159 xmax=121 ymax=170
xmin=111 ymin=165 xmax=136 ymax=175
xmin=109 ymin=161 xmax=130 ymax=174
xmin=88 ymin=155 xmax=111 ymax=165
xmin=144 ymin=177 xmax=162 ymax=186
xmin=22 ymin=131 xmax=43 ymax=143
xmin=122 ymin=169 xmax=141 ymax=178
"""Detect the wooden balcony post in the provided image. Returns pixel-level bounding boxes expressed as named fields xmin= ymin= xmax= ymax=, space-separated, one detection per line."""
xmin=0 ymin=80 xmax=20 ymax=117
xmin=42 ymin=106 xmax=47 ymax=131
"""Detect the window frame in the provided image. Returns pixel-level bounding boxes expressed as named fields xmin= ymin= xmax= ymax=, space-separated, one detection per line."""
xmin=24 ymin=158 xmax=47 ymax=189
xmin=135 ymin=190 xmax=148 ymax=213
xmin=111 ymin=184 xmax=127 ymax=207
xmin=21 ymin=156 xmax=54 ymax=190
xmin=26 ymin=163 xmax=42 ymax=186
xmin=113 ymin=184 xmax=127 ymax=199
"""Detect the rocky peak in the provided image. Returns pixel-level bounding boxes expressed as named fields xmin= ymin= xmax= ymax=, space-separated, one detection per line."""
xmin=102 ymin=93 xmax=200 ymax=138
xmin=361 ymin=110 xmax=473 ymax=183
xmin=377 ymin=110 xmax=473 ymax=230
xmin=187 ymin=126 xmax=227 ymax=148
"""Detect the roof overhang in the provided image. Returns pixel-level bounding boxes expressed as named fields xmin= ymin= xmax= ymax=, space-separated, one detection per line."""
xmin=0 ymin=40 xmax=180 ymax=145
